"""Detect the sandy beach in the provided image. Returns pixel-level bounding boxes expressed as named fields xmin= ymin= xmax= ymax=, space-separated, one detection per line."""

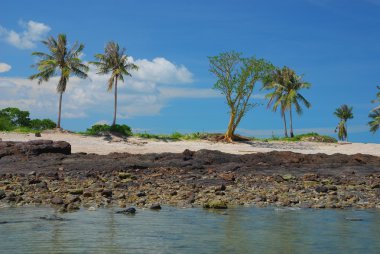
xmin=0 ymin=131 xmax=379 ymax=156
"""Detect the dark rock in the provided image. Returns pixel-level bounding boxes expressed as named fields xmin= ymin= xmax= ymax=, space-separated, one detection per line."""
xmin=101 ymin=189 xmax=113 ymax=198
xmin=116 ymin=207 xmax=136 ymax=214
xmin=136 ymin=191 xmax=146 ymax=197
xmin=0 ymin=140 xmax=71 ymax=159
xmin=36 ymin=181 xmax=48 ymax=189
xmin=170 ymin=191 xmax=177 ymax=196
xmin=150 ymin=204 xmax=161 ymax=210
xmin=39 ymin=215 xmax=69 ymax=221
xmin=0 ymin=190 xmax=5 ymax=200
xmin=28 ymin=178 xmax=41 ymax=185
xmin=35 ymin=132 xmax=41 ymax=137
xmin=51 ymin=197 xmax=64 ymax=205
xmin=315 ymin=186 xmax=329 ymax=193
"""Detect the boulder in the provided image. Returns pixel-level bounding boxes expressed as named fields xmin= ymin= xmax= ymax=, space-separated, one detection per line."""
xmin=0 ymin=140 xmax=71 ymax=158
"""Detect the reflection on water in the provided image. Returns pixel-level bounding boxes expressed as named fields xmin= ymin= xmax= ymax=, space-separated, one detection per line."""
xmin=0 ymin=206 xmax=379 ymax=253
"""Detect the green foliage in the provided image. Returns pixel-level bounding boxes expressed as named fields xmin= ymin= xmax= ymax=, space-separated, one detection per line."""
xmin=209 ymin=51 xmax=274 ymax=139
xmin=0 ymin=107 xmax=31 ymax=127
xmin=334 ymin=104 xmax=354 ymax=122
xmin=262 ymin=132 xmax=337 ymax=143
xmin=0 ymin=107 xmax=56 ymax=132
xmin=85 ymin=124 xmax=132 ymax=136
xmin=368 ymin=86 xmax=380 ymax=134
xmin=368 ymin=109 xmax=380 ymax=134
xmin=134 ymin=132 xmax=205 ymax=141
xmin=0 ymin=116 xmax=13 ymax=131
xmin=30 ymin=119 xmax=57 ymax=130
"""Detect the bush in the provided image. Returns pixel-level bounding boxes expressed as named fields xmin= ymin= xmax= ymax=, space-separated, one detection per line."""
xmin=0 ymin=107 xmax=31 ymax=127
xmin=0 ymin=117 xmax=13 ymax=131
xmin=85 ymin=124 xmax=133 ymax=137
xmin=30 ymin=119 xmax=57 ymax=130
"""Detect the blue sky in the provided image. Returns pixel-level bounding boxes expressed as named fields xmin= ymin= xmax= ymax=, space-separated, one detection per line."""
xmin=0 ymin=0 xmax=379 ymax=143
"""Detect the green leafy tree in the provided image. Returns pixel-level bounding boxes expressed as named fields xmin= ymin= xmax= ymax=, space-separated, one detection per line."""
xmin=209 ymin=51 xmax=274 ymax=142
xmin=334 ymin=104 xmax=353 ymax=141
xmin=264 ymin=66 xmax=311 ymax=137
xmin=368 ymin=86 xmax=380 ymax=133
xmin=0 ymin=107 xmax=31 ymax=127
xmin=90 ymin=41 xmax=138 ymax=126
xmin=30 ymin=34 xmax=89 ymax=129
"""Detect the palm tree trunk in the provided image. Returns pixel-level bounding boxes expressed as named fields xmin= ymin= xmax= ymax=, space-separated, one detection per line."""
xmin=57 ymin=92 xmax=63 ymax=129
xmin=289 ymin=104 xmax=294 ymax=137
xmin=282 ymin=113 xmax=288 ymax=137
xmin=112 ymin=77 xmax=118 ymax=126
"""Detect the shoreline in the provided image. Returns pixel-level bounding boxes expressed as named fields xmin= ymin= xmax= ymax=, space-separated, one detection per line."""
xmin=1 ymin=140 xmax=379 ymax=211
xmin=1 ymin=131 xmax=380 ymax=156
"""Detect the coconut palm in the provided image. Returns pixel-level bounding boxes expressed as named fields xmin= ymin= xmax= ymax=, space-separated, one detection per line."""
xmin=284 ymin=72 xmax=311 ymax=137
xmin=30 ymin=34 xmax=89 ymax=129
xmin=368 ymin=109 xmax=380 ymax=134
xmin=90 ymin=41 xmax=138 ymax=126
xmin=264 ymin=66 xmax=311 ymax=138
xmin=368 ymin=86 xmax=380 ymax=133
xmin=334 ymin=104 xmax=353 ymax=141
xmin=263 ymin=67 xmax=294 ymax=137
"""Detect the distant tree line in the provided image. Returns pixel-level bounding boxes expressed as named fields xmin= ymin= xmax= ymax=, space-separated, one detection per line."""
xmin=0 ymin=107 xmax=56 ymax=131
xmin=21 ymin=34 xmax=380 ymax=141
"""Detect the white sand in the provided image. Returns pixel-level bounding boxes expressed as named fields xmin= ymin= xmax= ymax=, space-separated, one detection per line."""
xmin=1 ymin=131 xmax=379 ymax=156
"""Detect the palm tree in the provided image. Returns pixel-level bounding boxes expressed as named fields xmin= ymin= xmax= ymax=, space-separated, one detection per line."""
xmin=30 ymin=34 xmax=89 ymax=129
xmin=285 ymin=72 xmax=311 ymax=137
xmin=368 ymin=86 xmax=380 ymax=133
xmin=263 ymin=67 xmax=293 ymax=137
xmin=368 ymin=109 xmax=380 ymax=134
xmin=90 ymin=41 xmax=138 ymax=126
xmin=264 ymin=66 xmax=311 ymax=138
xmin=334 ymin=104 xmax=353 ymax=141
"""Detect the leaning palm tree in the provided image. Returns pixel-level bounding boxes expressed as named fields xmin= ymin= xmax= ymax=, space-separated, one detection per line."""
xmin=30 ymin=34 xmax=89 ymax=129
xmin=90 ymin=42 xmax=138 ymax=126
xmin=334 ymin=104 xmax=353 ymax=141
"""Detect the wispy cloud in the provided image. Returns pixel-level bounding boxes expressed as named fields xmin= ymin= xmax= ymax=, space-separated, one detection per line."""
xmin=0 ymin=62 xmax=11 ymax=73
xmin=0 ymin=20 xmax=50 ymax=49
xmin=0 ymin=57 xmax=216 ymax=120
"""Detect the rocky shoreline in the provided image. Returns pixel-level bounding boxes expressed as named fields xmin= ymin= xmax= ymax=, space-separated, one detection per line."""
xmin=0 ymin=140 xmax=380 ymax=212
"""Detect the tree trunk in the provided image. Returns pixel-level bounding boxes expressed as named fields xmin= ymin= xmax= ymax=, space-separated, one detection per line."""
xmin=224 ymin=111 xmax=236 ymax=142
xmin=112 ymin=77 xmax=118 ymax=126
xmin=282 ymin=113 xmax=288 ymax=138
xmin=289 ymin=104 xmax=294 ymax=138
xmin=57 ymin=92 xmax=63 ymax=129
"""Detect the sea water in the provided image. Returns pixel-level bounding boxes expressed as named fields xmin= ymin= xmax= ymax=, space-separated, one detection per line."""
xmin=0 ymin=206 xmax=379 ymax=254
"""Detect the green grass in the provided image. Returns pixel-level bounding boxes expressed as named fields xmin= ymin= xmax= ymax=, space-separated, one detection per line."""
xmin=134 ymin=131 xmax=206 ymax=141
xmin=259 ymin=132 xmax=337 ymax=143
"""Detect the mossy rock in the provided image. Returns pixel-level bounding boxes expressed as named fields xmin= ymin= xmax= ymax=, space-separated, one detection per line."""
xmin=118 ymin=172 xmax=132 ymax=179
xmin=203 ymin=200 xmax=228 ymax=209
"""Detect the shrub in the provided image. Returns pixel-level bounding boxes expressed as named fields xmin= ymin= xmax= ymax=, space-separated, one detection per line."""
xmin=30 ymin=119 xmax=57 ymax=130
xmin=85 ymin=124 xmax=132 ymax=136
xmin=0 ymin=107 xmax=31 ymax=127
xmin=0 ymin=117 xmax=13 ymax=131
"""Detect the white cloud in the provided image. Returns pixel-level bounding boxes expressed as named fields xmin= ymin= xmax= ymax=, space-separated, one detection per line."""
xmin=130 ymin=57 xmax=193 ymax=84
xmin=0 ymin=62 xmax=11 ymax=73
xmin=0 ymin=20 xmax=50 ymax=49
xmin=0 ymin=57 xmax=215 ymax=120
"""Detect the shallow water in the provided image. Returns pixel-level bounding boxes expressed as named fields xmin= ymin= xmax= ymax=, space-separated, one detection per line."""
xmin=0 ymin=206 xmax=379 ymax=254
